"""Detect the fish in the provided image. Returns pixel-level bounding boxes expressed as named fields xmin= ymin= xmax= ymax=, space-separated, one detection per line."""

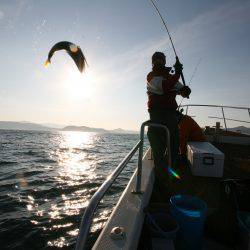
xmin=45 ymin=41 xmax=87 ymax=73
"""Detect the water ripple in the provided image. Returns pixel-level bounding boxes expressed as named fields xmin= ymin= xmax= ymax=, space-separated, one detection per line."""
xmin=0 ymin=130 xmax=144 ymax=249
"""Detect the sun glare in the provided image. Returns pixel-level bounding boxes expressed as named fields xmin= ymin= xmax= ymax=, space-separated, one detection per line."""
xmin=57 ymin=131 xmax=97 ymax=179
xmin=62 ymin=68 xmax=96 ymax=101
xmin=62 ymin=131 xmax=93 ymax=149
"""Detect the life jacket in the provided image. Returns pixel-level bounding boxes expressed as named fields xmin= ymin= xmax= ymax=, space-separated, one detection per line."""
xmin=147 ymin=65 xmax=182 ymax=110
xmin=179 ymin=115 xmax=206 ymax=154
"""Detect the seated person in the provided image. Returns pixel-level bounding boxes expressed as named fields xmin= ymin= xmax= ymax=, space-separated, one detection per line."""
xmin=177 ymin=110 xmax=206 ymax=157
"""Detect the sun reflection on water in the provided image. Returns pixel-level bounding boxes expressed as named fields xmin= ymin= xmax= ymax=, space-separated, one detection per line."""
xmin=45 ymin=131 xmax=99 ymax=248
xmin=61 ymin=131 xmax=93 ymax=149
xmin=57 ymin=131 xmax=97 ymax=183
xmin=47 ymin=237 xmax=68 ymax=248
xmin=21 ymin=131 xmax=109 ymax=248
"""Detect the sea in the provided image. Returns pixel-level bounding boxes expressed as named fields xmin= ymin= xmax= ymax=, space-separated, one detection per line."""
xmin=0 ymin=130 xmax=148 ymax=249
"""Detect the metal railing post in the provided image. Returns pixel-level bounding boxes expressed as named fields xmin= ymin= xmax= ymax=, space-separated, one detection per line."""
xmin=180 ymin=104 xmax=250 ymax=129
xmin=75 ymin=120 xmax=174 ymax=249
xmin=186 ymin=105 xmax=189 ymax=115
xmin=221 ymin=107 xmax=227 ymax=131
xmin=133 ymin=121 xmax=171 ymax=194
xmin=133 ymin=121 xmax=149 ymax=194
xmin=75 ymin=140 xmax=141 ymax=250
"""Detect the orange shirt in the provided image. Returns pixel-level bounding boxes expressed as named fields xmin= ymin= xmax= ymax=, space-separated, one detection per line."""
xmin=179 ymin=115 xmax=206 ymax=154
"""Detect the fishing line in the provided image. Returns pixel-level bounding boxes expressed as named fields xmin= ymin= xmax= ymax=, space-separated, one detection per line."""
xmin=178 ymin=58 xmax=202 ymax=108
xmin=188 ymin=58 xmax=202 ymax=85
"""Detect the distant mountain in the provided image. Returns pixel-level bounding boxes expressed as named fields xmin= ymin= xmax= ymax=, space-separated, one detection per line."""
xmin=62 ymin=125 xmax=107 ymax=133
xmin=62 ymin=125 xmax=137 ymax=134
xmin=228 ymin=126 xmax=250 ymax=135
xmin=0 ymin=121 xmax=54 ymax=131
xmin=110 ymin=128 xmax=137 ymax=134
xmin=41 ymin=123 xmax=65 ymax=129
xmin=0 ymin=121 xmax=138 ymax=134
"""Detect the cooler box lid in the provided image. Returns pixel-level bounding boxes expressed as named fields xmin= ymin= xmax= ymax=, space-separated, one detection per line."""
xmin=187 ymin=142 xmax=225 ymax=160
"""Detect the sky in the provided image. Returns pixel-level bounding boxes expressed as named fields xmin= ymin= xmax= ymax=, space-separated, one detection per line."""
xmin=0 ymin=0 xmax=250 ymax=130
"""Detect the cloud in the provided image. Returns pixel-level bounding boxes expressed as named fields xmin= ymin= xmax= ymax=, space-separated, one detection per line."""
xmin=173 ymin=1 xmax=250 ymax=52
xmin=0 ymin=10 xmax=4 ymax=20
xmin=92 ymin=37 xmax=169 ymax=90
xmin=0 ymin=0 xmax=30 ymax=25
xmin=94 ymin=0 xmax=250 ymax=91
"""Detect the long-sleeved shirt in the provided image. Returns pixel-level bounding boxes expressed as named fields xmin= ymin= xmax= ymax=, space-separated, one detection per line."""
xmin=179 ymin=115 xmax=206 ymax=154
xmin=147 ymin=66 xmax=182 ymax=110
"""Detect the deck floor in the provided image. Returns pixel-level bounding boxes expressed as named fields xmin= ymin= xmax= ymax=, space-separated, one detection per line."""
xmin=137 ymin=143 xmax=250 ymax=250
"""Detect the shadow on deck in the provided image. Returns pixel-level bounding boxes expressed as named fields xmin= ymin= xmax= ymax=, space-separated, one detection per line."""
xmin=138 ymin=143 xmax=250 ymax=250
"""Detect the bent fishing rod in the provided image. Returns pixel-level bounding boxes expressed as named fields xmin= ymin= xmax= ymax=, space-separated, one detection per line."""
xmin=149 ymin=0 xmax=186 ymax=86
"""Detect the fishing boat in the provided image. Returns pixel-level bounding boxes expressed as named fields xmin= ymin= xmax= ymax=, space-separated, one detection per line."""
xmin=74 ymin=104 xmax=250 ymax=250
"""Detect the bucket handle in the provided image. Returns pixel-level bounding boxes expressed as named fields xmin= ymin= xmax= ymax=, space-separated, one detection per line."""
xmin=145 ymin=212 xmax=170 ymax=237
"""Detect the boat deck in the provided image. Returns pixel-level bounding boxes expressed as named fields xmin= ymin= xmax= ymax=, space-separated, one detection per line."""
xmin=138 ymin=142 xmax=250 ymax=250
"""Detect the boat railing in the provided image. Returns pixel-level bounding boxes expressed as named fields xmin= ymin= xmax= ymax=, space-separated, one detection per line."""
xmin=75 ymin=121 xmax=171 ymax=250
xmin=181 ymin=104 xmax=250 ymax=131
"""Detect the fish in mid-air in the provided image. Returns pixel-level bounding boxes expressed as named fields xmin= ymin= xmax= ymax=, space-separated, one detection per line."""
xmin=45 ymin=41 xmax=87 ymax=73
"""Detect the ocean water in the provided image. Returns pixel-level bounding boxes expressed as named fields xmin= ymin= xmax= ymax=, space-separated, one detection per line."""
xmin=0 ymin=130 xmax=146 ymax=249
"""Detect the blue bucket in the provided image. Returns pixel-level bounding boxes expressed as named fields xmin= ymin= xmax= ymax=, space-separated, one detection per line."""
xmin=170 ymin=195 xmax=207 ymax=250
xmin=146 ymin=212 xmax=179 ymax=239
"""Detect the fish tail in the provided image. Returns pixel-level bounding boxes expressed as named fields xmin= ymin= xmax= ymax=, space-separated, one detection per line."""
xmin=44 ymin=59 xmax=50 ymax=68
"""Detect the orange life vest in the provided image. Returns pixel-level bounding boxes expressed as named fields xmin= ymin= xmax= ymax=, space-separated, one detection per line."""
xmin=179 ymin=115 xmax=206 ymax=154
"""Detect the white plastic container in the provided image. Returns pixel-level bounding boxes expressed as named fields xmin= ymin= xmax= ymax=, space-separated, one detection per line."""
xmin=187 ymin=142 xmax=224 ymax=177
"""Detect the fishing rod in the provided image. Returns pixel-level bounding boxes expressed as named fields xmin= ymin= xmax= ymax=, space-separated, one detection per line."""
xmin=149 ymin=0 xmax=186 ymax=86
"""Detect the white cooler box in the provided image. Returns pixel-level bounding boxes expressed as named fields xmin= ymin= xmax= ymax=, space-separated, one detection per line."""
xmin=187 ymin=142 xmax=224 ymax=177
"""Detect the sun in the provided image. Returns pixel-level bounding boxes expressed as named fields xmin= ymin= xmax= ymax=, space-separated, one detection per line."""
xmin=62 ymin=67 xmax=96 ymax=101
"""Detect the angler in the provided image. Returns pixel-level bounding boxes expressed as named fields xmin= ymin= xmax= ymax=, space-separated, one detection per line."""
xmin=146 ymin=51 xmax=191 ymax=190
xmin=147 ymin=0 xmax=191 ymax=190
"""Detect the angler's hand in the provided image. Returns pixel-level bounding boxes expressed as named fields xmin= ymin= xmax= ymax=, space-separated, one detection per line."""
xmin=180 ymin=86 xmax=191 ymax=98
xmin=174 ymin=58 xmax=183 ymax=73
